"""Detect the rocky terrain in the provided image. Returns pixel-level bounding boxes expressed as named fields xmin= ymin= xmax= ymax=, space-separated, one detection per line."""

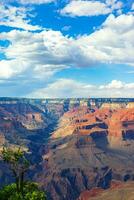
xmin=38 ymin=104 xmax=134 ymax=200
xmin=0 ymin=101 xmax=65 ymax=186
xmin=78 ymin=181 xmax=134 ymax=200
xmin=0 ymin=98 xmax=134 ymax=200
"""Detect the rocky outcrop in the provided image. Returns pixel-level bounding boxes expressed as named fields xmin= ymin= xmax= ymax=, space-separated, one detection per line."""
xmin=78 ymin=181 xmax=134 ymax=200
xmin=37 ymin=134 xmax=114 ymax=200
xmin=52 ymin=107 xmax=111 ymax=139
xmin=108 ymin=108 xmax=134 ymax=149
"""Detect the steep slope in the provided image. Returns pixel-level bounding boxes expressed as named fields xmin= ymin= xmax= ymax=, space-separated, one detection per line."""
xmin=0 ymin=102 xmax=62 ymax=187
xmin=37 ymin=106 xmax=134 ymax=200
xmin=38 ymin=132 xmax=134 ymax=199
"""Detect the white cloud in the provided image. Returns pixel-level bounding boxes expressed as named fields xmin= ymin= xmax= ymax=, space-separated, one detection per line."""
xmin=60 ymin=0 xmax=123 ymax=17
xmin=100 ymin=79 xmax=134 ymax=90
xmin=0 ymin=59 xmax=28 ymax=79
xmin=0 ymin=4 xmax=41 ymax=31
xmin=29 ymin=79 xmax=134 ymax=98
xmin=103 ymin=13 xmax=134 ymax=32
xmin=0 ymin=28 xmax=94 ymax=80
xmin=0 ymin=30 xmax=72 ymax=79
xmin=99 ymin=80 xmax=134 ymax=97
xmin=76 ymin=14 xmax=134 ymax=66
xmin=29 ymin=78 xmax=95 ymax=98
xmin=100 ymin=80 xmax=124 ymax=89
xmin=0 ymin=14 xmax=134 ymax=82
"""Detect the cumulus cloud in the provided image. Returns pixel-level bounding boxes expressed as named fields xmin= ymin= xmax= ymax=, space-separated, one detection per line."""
xmin=29 ymin=79 xmax=134 ymax=98
xmin=0 ymin=29 xmax=94 ymax=80
xmin=0 ymin=14 xmax=134 ymax=83
xmin=0 ymin=59 xmax=28 ymax=79
xmin=76 ymin=14 xmax=134 ymax=66
xmin=0 ymin=30 xmax=72 ymax=79
xmin=29 ymin=79 xmax=95 ymax=98
xmin=99 ymin=80 xmax=134 ymax=97
xmin=60 ymin=0 xmax=123 ymax=17
xmin=99 ymin=80 xmax=124 ymax=89
xmin=100 ymin=80 xmax=134 ymax=90
xmin=0 ymin=3 xmax=41 ymax=31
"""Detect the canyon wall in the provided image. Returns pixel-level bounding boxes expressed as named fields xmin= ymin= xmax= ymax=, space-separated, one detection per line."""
xmin=0 ymin=99 xmax=134 ymax=200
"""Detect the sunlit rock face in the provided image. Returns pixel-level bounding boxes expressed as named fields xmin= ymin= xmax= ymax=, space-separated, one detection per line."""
xmin=52 ymin=105 xmax=134 ymax=150
xmin=108 ymin=108 xmax=134 ymax=150
xmin=36 ymin=105 xmax=134 ymax=200
xmin=52 ymin=106 xmax=111 ymax=139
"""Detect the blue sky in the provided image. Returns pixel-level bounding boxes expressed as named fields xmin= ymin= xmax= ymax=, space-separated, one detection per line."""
xmin=0 ymin=0 xmax=134 ymax=98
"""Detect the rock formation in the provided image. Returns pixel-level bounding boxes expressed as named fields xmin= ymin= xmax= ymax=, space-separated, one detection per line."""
xmin=0 ymin=99 xmax=134 ymax=200
xmin=37 ymin=105 xmax=134 ymax=200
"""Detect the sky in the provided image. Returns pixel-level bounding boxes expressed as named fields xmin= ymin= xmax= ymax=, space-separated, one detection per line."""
xmin=0 ymin=0 xmax=134 ymax=98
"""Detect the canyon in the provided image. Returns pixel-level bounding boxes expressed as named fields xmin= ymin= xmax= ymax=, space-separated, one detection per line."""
xmin=0 ymin=98 xmax=134 ymax=200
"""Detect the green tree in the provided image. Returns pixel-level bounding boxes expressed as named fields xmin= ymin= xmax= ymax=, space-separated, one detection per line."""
xmin=2 ymin=147 xmax=29 ymax=194
xmin=0 ymin=147 xmax=46 ymax=200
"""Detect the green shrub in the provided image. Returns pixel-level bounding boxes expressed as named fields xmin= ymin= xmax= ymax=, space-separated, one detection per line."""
xmin=0 ymin=182 xmax=46 ymax=200
xmin=0 ymin=147 xmax=47 ymax=200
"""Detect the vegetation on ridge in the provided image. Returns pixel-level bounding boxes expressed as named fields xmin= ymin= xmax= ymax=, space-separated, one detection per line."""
xmin=0 ymin=147 xmax=46 ymax=200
